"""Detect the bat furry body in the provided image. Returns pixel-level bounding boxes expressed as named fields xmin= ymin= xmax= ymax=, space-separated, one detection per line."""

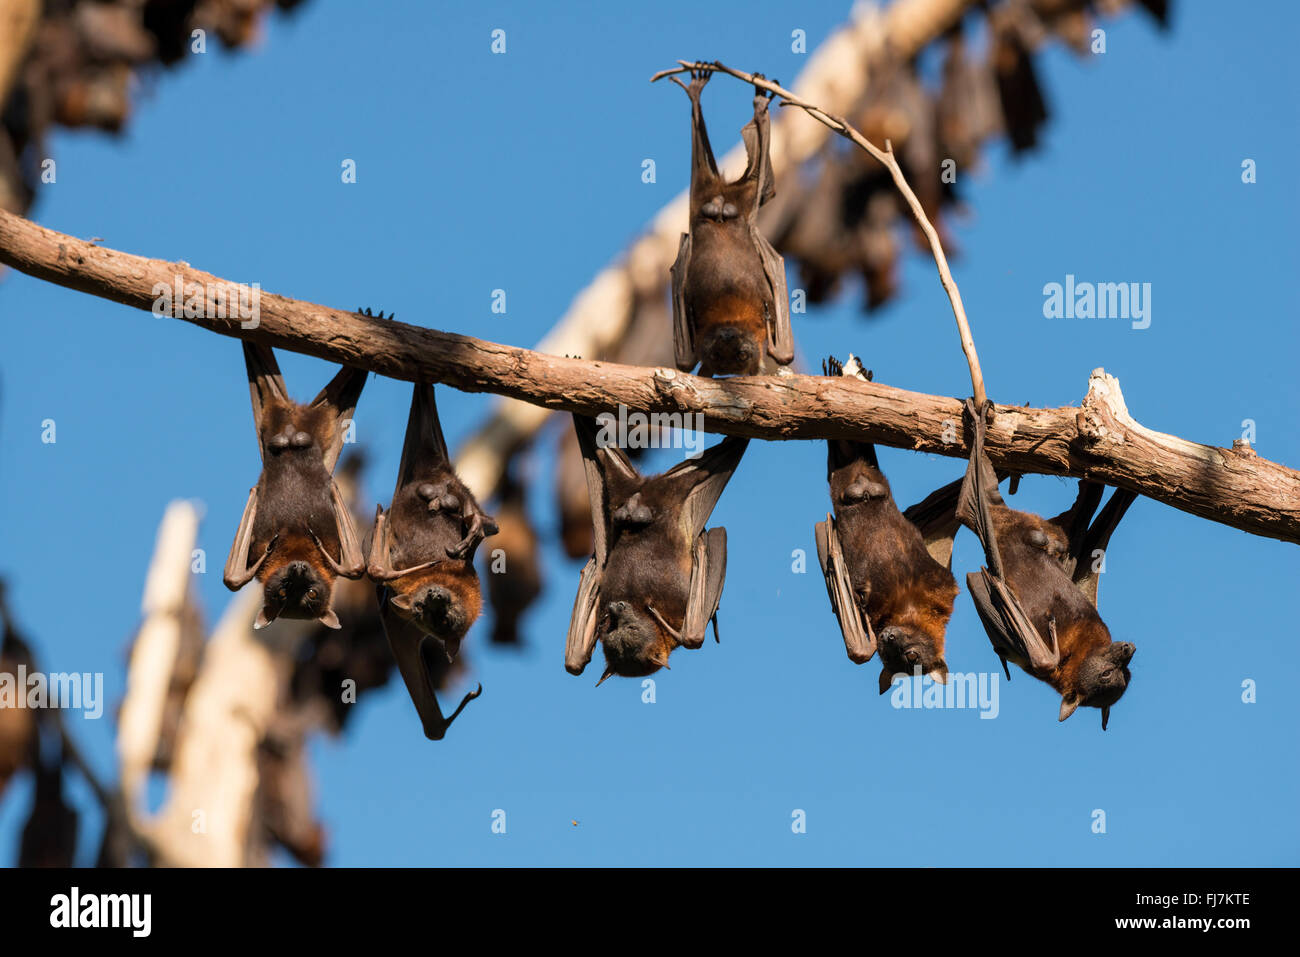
xmin=955 ymin=398 xmax=1137 ymax=729
xmin=367 ymin=384 xmax=497 ymax=739
xmin=670 ymin=68 xmax=794 ymax=377
xmin=565 ymin=414 xmax=747 ymax=682
xmin=815 ymin=357 xmax=959 ymax=690
xmin=224 ymin=343 xmax=368 ymax=630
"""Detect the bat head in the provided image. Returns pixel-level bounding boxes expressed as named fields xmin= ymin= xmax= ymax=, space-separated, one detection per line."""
xmin=696 ymin=304 xmax=764 ymax=375
xmin=597 ymin=600 xmax=673 ymax=681
xmin=386 ymin=564 xmax=482 ymax=649
xmin=876 ymin=623 xmax=948 ymax=692
xmin=1059 ymin=641 xmax=1135 ymax=730
xmin=258 ymin=560 xmax=338 ymax=630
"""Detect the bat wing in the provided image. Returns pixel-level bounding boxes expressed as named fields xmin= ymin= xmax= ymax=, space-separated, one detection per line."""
xmin=1050 ymin=481 xmax=1103 ymax=578
xmin=954 ymin=398 xmax=1007 ymax=580
xmin=679 ymin=527 xmax=727 ymax=649
xmin=670 ymin=232 xmax=697 ymax=372
xmin=564 ymin=556 xmax=602 ymax=675
xmin=378 ymin=587 xmax=481 ymax=741
xmin=659 ymin=435 xmax=749 ymax=541
xmin=966 ymin=568 xmax=1059 ymax=676
xmin=901 ymin=477 xmax=963 ymax=571
xmin=955 ymin=398 xmax=1059 ymax=675
xmin=242 ymin=342 xmax=289 ymax=463
xmin=223 ymin=486 xmax=264 ymax=589
xmin=752 ymin=225 xmax=794 ymax=367
xmin=1072 ymin=487 xmax=1137 ymax=607
xmin=814 ymin=515 xmax=877 ymax=664
xmin=392 ymin=383 xmax=451 ymax=498
xmin=739 ymin=93 xmax=776 ymax=208
xmin=570 ymin=413 xmax=640 ymax=568
xmin=308 ymin=363 xmax=368 ymax=474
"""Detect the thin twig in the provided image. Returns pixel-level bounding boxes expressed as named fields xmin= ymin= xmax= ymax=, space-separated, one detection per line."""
xmin=656 ymin=59 xmax=988 ymax=409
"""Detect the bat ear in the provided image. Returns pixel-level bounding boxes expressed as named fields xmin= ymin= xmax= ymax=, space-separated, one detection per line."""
xmin=317 ymin=609 xmax=342 ymax=630
xmin=254 ymin=606 xmax=277 ymax=630
xmin=1101 ymin=706 xmax=1111 ymax=731
xmin=1058 ymin=694 xmax=1081 ymax=723
xmin=927 ymin=661 xmax=949 ymax=684
xmin=878 ymin=669 xmax=895 ymax=695
xmin=595 ymin=665 xmax=616 ymax=687
xmin=389 ymin=591 xmax=414 ymax=613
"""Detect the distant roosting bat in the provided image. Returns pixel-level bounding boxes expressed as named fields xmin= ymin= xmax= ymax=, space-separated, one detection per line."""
xmin=565 ymin=413 xmax=747 ymax=682
xmin=224 ymin=343 xmax=368 ymax=630
xmin=670 ymin=67 xmax=794 ymax=377
xmin=367 ymin=384 xmax=497 ymax=739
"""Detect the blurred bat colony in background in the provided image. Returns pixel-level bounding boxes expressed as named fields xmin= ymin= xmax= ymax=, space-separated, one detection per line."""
xmin=1 ymin=0 xmax=315 ymax=216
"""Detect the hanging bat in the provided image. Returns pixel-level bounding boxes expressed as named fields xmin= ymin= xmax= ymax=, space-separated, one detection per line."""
xmin=367 ymin=384 xmax=496 ymax=739
xmin=224 ymin=343 xmax=368 ymax=630
xmin=669 ymin=67 xmax=794 ymax=377
xmin=991 ymin=11 xmax=1050 ymax=154
xmin=485 ymin=463 xmax=543 ymax=646
xmin=18 ymin=745 xmax=78 ymax=868
xmin=565 ymin=413 xmax=748 ymax=682
xmin=257 ymin=720 xmax=326 ymax=867
xmin=556 ymin=294 xmax=676 ymax=559
xmin=954 ymin=398 xmax=1137 ymax=729
xmin=814 ymin=356 xmax=959 ymax=692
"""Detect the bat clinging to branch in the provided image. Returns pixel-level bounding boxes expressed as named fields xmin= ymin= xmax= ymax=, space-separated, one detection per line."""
xmin=367 ymin=384 xmax=496 ymax=739
xmin=565 ymin=414 xmax=747 ymax=682
xmin=223 ymin=343 xmax=368 ymax=630
xmin=668 ymin=67 xmax=794 ymax=377
xmin=814 ymin=356 xmax=959 ymax=692
xmin=954 ymin=399 xmax=1137 ymax=730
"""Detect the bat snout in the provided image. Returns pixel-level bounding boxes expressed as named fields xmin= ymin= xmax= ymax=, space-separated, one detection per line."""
xmin=878 ymin=626 xmax=942 ymax=676
xmin=701 ymin=325 xmax=759 ymax=374
xmin=416 ymin=584 xmax=468 ymax=639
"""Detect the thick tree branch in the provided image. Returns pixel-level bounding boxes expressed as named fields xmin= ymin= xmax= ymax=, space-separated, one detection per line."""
xmin=1 ymin=207 xmax=1297 ymax=544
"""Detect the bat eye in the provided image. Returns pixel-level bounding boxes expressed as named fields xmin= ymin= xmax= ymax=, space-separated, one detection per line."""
xmin=307 ymin=589 xmax=318 ymax=600
xmin=1101 ymin=668 xmax=1114 ymax=679
xmin=277 ymin=587 xmax=287 ymax=599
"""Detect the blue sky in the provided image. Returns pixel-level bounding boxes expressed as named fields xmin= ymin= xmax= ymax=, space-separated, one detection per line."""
xmin=1 ymin=0 xmax=1297 ymax=866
